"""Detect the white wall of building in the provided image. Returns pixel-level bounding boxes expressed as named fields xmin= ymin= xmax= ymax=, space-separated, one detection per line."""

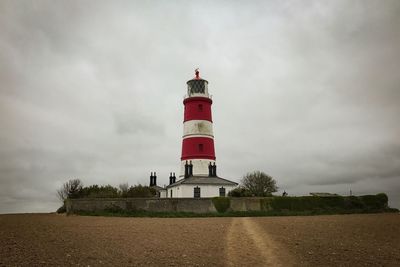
xmin=166 ymin=184 xmax=236 ymax=198
xmin=159 ymin=190 xmax=167 ymax=198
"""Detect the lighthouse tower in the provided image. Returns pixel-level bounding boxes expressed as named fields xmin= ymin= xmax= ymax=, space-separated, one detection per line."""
xmin=180 ymin=69 xmax=216 ymax=177
xmin=164 ymin=70 xmax=237 ymax=198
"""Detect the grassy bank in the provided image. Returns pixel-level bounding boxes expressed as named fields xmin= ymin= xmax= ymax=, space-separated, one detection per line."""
xmin=74 ymin=208 xmax=398 ymax=218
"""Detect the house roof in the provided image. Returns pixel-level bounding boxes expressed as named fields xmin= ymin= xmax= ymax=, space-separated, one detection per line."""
xmin=166 ymin=176 xmax=238 ymax=188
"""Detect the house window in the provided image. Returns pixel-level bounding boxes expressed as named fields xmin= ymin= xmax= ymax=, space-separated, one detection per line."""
xmin=198 ymin=144 xmax=204 ymax=152
xmin=170 ymin=190 xmax=173 ymax=198
xmin=219 ymin=187 xmax=226 ymax=197
xmin=198 ymin=104 xmax=203 ymax=111
xmin=194 ymin=186 xmax=201 ymax=198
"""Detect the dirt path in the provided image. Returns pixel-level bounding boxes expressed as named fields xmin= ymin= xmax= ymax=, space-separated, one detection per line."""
xmin=226 ymin=217 xmax=293 ymax=267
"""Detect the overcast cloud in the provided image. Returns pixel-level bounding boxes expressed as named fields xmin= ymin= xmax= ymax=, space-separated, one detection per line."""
xmin=1 ymin=0 xmax=399 ymax=213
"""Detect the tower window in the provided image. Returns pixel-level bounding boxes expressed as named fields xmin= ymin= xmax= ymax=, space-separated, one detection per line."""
xmin=194 ymin=186 xmax=201 ymax=198
xmin=198 ymin=144 xmax=204 ymax=152
xmin=198 ymin=104 xmax=203 ymax=111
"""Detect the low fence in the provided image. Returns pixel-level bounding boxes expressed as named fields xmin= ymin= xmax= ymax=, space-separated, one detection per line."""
xmin=66 ymin=194 xmax=389 ymax=214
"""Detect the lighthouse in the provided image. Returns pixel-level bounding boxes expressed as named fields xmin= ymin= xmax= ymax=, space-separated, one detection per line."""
xmin=180 ymin=69 xmax=216 ymax=177
xmin=165 ymin=70 xmax=238 ymax=198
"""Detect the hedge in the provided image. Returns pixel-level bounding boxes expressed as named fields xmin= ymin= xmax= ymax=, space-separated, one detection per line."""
xmin=212 ymin=197 xmax=231 ymax=213
xmin=270 ymin=193 xmax=389 ymax=211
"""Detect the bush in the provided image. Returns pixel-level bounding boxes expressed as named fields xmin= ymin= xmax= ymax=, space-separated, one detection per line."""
xmin=375 ymin=193 xmax=388 ymax=208
xmin=270 ymin=194 xmax=389 ymax=212
xmin=212 ymin=197 xmax=231 ymax=213
xmin=80 ymin=185 xmax=120 ymax=198
xmin=80 ymin=184 xmax=157 ymax=198
xmin=270 ymin=196 xmax=329 ymax=211
xmin=320 ymin=196 xmax=346 ymax=208
xmin=228 ymin=187 xmax=252 ymax=197
xmin=126 ymin=185 xmax=156 ymax=198
xmin=57 ymin=179 xmax=160 ymax=199
xmin=360 ymin=193 xmax=388 ymax=210
xmin=56 ymin=203 xmax=66 ymax=213
xmin=344 ymin=196 xmax=365 ymax=209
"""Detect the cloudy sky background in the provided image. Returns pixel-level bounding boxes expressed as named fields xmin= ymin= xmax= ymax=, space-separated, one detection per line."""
xmin=1 ymin=0 xmax=399 ymax=213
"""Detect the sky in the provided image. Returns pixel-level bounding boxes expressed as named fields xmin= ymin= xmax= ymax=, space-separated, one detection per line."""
xmin=1 ymin=0 xmax=399 ymax=213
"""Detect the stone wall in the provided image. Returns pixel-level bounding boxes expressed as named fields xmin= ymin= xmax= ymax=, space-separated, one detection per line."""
xmin=66 ymin=198 xmax=219 ymax=214
xmin=66 ymin=194 xmax=389 ymax=214
xmin=66 ymin=197 xmax=274 ymax=214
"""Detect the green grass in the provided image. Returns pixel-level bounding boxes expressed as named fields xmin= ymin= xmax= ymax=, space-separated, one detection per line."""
xmin=73 ymin=208 xmax=398 ymax=218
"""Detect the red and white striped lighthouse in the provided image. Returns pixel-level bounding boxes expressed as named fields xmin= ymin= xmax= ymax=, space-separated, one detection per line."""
xmin=180 ymin=69 xmax=216 ymax=177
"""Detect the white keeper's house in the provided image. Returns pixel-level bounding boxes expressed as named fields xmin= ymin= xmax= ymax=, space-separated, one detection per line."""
xmin=149 ymin=70 xmax=238 ymax=198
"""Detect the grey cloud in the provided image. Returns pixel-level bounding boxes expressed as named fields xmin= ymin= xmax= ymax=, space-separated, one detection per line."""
xmin=1 ymin=0 xmax=400 ymax=213
xmin=113 ymin=111 xmax=165 ymax=136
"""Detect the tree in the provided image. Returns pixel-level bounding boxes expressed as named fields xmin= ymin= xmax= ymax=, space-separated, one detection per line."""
xmin=57 ymin=179 xmax=83 ymax=201
xmin=119 ymin=183 xmax=129 ymax=197
xmin=240 ymin=171 xmax=278 ymax=197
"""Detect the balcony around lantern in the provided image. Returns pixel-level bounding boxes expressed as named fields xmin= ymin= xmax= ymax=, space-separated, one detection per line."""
xmin=183 ymin=93 xmax=212 ymax=100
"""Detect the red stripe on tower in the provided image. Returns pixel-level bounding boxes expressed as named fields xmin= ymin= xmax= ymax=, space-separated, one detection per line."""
xmin=181 ymin=137 xmax=216 ymax=160
xmin=183 ymin=97 xmax=213 ymax=122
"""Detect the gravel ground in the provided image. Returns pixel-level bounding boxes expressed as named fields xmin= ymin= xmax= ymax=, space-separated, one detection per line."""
xmin=0 ymin=213 xmax=399 ymax=266
xmin=252 ymin=213 xmax=400 ymax=266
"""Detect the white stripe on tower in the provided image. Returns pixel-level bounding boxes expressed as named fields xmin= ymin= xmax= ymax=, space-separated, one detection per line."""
xmin=183 ymin=120 xmax=214 ymax=138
